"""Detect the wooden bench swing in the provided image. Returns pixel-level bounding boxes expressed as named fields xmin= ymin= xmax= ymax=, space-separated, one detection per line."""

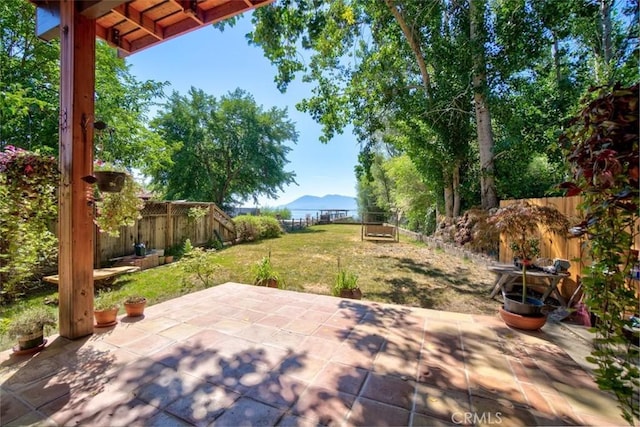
xmin=361 ymin=212 xmax=399 ymax=242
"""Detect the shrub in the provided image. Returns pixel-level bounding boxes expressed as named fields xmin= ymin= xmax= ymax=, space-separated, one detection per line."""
xmin=180 ymin=247 xmax=220 ymax=288
xmin=234 ymin=215 xmax=261 ymax=242
xmin=260 ymin=207 xmax=292 ymax=220
xmin=259 ymin=216 xmax=283 ymax=239
xmin=0 ymin=147 xmax=59 ymax=302
xmin=233 ymin=215 xmax=283 ymax=242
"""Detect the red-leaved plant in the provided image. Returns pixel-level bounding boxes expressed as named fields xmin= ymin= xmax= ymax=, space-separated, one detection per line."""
xmin=560 ymin=83 xmax=639 ymax=424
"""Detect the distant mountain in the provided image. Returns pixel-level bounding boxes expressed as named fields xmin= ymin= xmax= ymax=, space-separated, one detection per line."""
xmin=283 ymin=194 xmax=357 ymax=210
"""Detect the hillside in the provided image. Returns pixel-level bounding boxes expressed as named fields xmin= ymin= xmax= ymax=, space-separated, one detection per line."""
xmin=283 ymin=194 xmax=357 ymax=210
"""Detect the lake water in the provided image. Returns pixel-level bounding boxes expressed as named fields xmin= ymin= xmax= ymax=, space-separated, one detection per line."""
xmin=289 ymin=209 xmax=359 ymax=220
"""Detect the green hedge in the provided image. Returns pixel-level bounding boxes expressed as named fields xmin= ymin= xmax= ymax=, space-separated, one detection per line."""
xmin=233 ymin=215 xmax=283 ymax=242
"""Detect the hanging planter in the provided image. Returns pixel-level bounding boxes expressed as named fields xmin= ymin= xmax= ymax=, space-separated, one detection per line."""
xmin=93 ymin=170 xmax=126 ymax=193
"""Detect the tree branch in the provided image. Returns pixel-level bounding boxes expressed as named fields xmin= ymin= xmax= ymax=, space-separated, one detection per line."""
xmin=384 ymin=0 xmax=431 ymax=97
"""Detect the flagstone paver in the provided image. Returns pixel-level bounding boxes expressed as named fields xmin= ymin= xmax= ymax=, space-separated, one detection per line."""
xmin=0 ymin=282 xmax=630 ymax=426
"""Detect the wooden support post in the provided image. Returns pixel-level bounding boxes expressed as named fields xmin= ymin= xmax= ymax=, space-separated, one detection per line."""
xmin=166 ymin=202 xmax=174 ymax=249
xmin=58 ymin=0 xmax=96 ymax=339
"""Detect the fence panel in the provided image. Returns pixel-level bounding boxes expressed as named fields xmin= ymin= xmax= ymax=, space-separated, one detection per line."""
xmin=96 ymin=201 xmax=235 ymax=266
xmin=499 ymin=196 xmax=639 ymax=299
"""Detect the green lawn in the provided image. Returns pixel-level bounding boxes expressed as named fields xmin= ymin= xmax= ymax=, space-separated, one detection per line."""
xmin=0 ymin=224 xmax=499 ymax=350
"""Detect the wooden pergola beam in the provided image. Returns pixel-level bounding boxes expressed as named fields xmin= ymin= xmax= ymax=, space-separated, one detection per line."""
xmin=57 ymin=0 xmax=96 ymax=339
xmin=172 ymin=0 xmax=205 ymax=25
xmin=111 ymin=3 xmax=164 ymax=41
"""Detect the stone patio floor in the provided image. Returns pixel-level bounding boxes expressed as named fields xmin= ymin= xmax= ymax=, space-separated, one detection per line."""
xmin=0 ymin=282 xmax=629 ymax=426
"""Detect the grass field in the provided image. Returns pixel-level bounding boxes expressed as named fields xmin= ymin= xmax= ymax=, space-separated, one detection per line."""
xmin=0 ymin=224 xmax=500 ymax=350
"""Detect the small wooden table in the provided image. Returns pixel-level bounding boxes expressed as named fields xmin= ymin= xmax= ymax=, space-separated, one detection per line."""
xmin=43 ymin=266 xmax=140 ymax=286
xmin=488 ymin=264 xmax=570 ymax=307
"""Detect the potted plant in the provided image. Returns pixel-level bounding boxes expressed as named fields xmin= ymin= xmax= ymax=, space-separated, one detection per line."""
xmin=332 ymin=267 xmax=362 ymax=300
xmin=164 ymin=243 xmax=182 ymax=263
xmin=91 ymin=163 xmax=144 ymax=238
xmin=123 ymin=295 xmax=147 ymax=317
xmin=488 ymin=200 xmax=569 ymax=329
xmin=94 ymin=289 xmax=120 ymax=327
xmin=7 ymin=306 xmax=57 ymax=353
xmin=252 ymin=255 xmax=281 ymax=288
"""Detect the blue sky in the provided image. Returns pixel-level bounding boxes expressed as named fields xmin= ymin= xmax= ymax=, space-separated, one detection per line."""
xmin=126 ymin=14 xmax=359 ymax=207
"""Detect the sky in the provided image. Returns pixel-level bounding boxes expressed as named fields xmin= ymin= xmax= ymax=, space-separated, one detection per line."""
xmin=126 ymin=14 xmax=359 ymax=207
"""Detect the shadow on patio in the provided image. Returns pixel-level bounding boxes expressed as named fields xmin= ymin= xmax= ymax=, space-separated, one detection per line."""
xmin=0 ymin=283 xmax=627 ymax=426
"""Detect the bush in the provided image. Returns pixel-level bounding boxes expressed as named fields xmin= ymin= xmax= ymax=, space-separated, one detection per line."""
xmin=233 ymin=215 xmax=283 ymax=242
xmin=234 ymin=215 xmax=261 ymax=242
xmin=259 ymin=216 xmax=283 ymax=239
xmin=0 ymin=147 xmax=59 ymax=302
xmin=260 ymin=207 xmax=292 ymax=220
xmin=180 ymin=247 xmax=220 ymax=288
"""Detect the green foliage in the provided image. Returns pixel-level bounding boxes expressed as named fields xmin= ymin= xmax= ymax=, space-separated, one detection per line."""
xmin=260 ymin=207 xmax=292 ymax=220
xmin=123 ymin=295 xmax=146 ymax=304
xmin=0 ymin=147 xmax=58 ymax=301
xmin=150 ymin=87 xmax=297 ymax=206
xmin=561 ymin=83 xmax=639 ymax=424
xmin=251 ymin=256 xmax=281 ymax=287
xmin=7 ymin=306 xmax=56 ymax=337
xmin=332 ymin=269 xmax=359 ymax=297
xmin=187 ymin=206 xmax=208 ymax=221
xmin=259 ymin=216 xmax=284 ymax=239
xmin=165 ymin=242 xmax=184 ymax=258
xmin=233 ymin=215 xmax=283 ymax=242
xmin=180 ymin=247 xmax=220 ymax=288
xmin=94 ymin=171 xmax=144 ymax=237
xmin=1 ymin=0 xmax=169 ymax=165
xmin=182 ymin=239 xmax=194 ymax=256
xmin=94 ymin=289 xmax=120 ymax=311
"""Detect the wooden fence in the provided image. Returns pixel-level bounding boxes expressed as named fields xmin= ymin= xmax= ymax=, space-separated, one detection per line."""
xmin=95 ymin=201 xmax=236 ymax=266
xmin=499 ymin=196 xmax=640 ymax=299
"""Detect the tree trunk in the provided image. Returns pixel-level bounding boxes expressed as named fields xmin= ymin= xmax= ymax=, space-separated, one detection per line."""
xmin=470 ymin=0 xmax=498 ymax=210
xmin=551 ymin=29 xmax=561 ymax=87
xmin=601 ymin=0 xmax=612 ymax=64
xmin=443 ymin=170 xmax=453 ymax=221
xmin=599 ymin=0 xmax=613 ymax=84
xmin=452 ymin=162 xmax=461 ymax=218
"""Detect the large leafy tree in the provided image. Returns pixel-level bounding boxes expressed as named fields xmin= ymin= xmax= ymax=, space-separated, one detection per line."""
xmin=0 ymin=0 xmax=168 ymax=171
xmin=250 ymin=0 xmax=477 ymax=217
xmin=151 ymin=87 xmax=298 ymax=207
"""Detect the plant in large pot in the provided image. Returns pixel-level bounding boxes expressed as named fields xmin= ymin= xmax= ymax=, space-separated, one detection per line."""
xmin=332 ymin=259 xmax=362 ymax=300
xmin=252 ymin=255 xmax=281 ymax=288
xmin=7 ymin=306 xmax=57 ymax=353
xmin=488 ymin=200 xmax=569 ymax=329
xmin=94 ymin=288 xmax=120 ymax=327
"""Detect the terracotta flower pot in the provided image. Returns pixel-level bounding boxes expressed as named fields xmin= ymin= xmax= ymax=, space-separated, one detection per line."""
xmin=94 ymin=308 xmax=118 ymax=327
xmin=499 ymin=306 xmax=547 ymax=330
xmin=17 ymin=330 xmax=44 ymax=351
xmin=124 ymin=299 xmax=147 ymax=317
xmin=339 ymin=288 xmax=362 ymax=300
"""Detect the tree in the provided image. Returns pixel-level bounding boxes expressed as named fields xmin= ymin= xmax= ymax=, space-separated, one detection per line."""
xmin=250 ymin=0 xmax=477 ymax=217
xmin=0 ymin=0 xmax=169 ymax=171
xmin=151 ymin=87 xmax=297 ymax=207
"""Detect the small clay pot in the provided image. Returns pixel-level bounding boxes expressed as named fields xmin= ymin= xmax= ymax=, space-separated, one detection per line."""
xmin=94 ymin=308 xmax=118 ymax=327
xmin=124 ymin=299 xmax=147 ymax=317
xmin=339 ymin=288 xmax=362 ymax=300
